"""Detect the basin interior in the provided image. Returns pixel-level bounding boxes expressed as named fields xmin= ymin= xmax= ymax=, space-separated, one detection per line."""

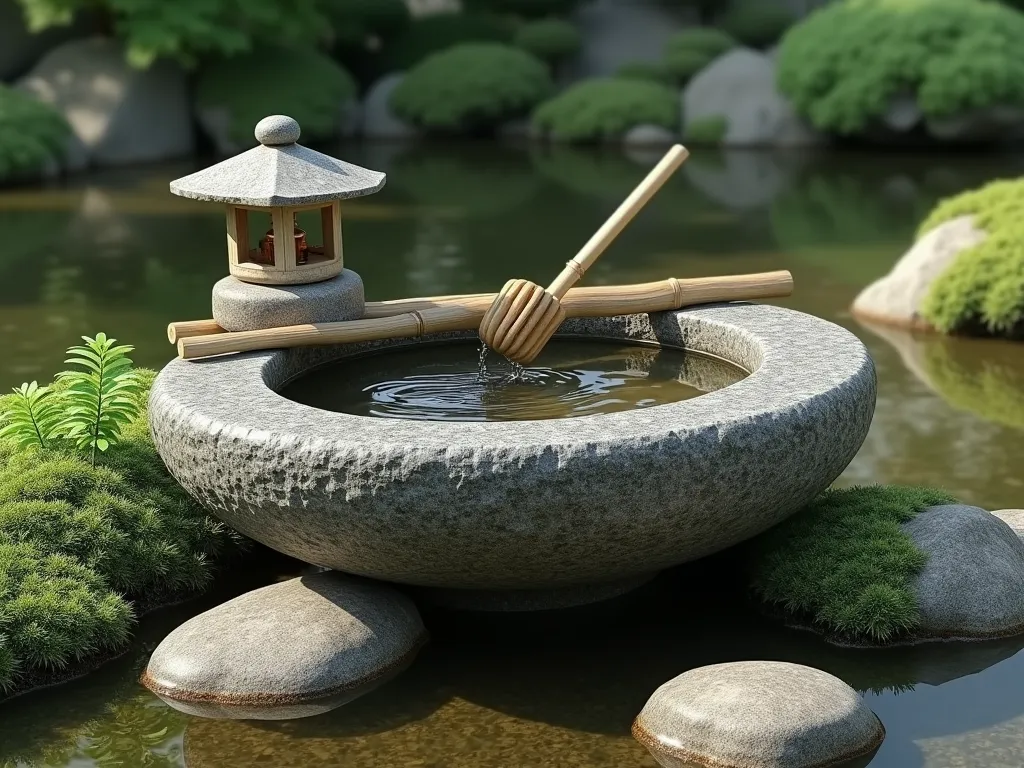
xmin=279 ymin=339 xmax=748 ymax=422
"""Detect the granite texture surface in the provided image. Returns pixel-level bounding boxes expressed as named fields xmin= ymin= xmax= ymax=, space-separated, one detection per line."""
xmin=632 ymin=661 xmax=884 ymax=768
xmin=148 ymin=303 xmax=876 ymax=590
xmin=991 ymin=509 xmax=1024 ymax=540
xmin=169 ymin=115 xmax=386 ymax=206
xmin=212 ymin=270 xmax=365 ymax=332
xmin=141 ymin=572 xmax=426 ymax=720
xmin=254 ymin=114 xmax=301 ymax=146
xmin=905 ymin=505 xmax=1024 ymax=639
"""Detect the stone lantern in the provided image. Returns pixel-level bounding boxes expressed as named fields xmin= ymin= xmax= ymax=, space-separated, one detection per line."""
xmin=169 ymin=115 xmax=385 ymax=332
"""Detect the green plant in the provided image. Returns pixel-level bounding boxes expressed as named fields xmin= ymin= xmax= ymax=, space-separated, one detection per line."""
xmin=661 ymin=47 xmax=714 ymax=86
xmin=513 ymin=17 xmax=582 ymax=64
xmin=0 ymin=85 xmax=70 ymax=183
xmin=380 ymin=12 xmax=513 ymax=71
xmin=615 ymin=60 xmax=675 ymax=86
xmin=719 ymin=0 xmax=795 ymax=49
xmin=0 ymin=382 xmax=59 ymax=450
xmin=917 ymin=177 xmax=1024 ymax=336
xmin=195 ymin=48 xmax=357 ymax=146
xmin=462 ymin=0 xmax=582 ymax=18
xmin=532 ymin=78 xmax=679 ymax=143
xmin=16 ymin=0 xmax=330 ymax=67
xmin=749 ymin=485 xmax=957 ymax=643
xmin=777 ymin=0 xmax=1024 ymax=135
xmin=664 ymin=27 xmax=737 ymax=59
xmin=327 ymin=0 xmax=411 ymax=46
xmin=390 ymin=43 xmax=553 ymax=134
xmin=685 ymin=114 xmax=728 ymax=144
xmin=52 ymin=334 xmax=142 ymax=466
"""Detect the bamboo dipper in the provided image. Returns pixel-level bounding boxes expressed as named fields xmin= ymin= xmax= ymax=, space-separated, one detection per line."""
xmin=479 ymin=144 xmax=690 ymax=364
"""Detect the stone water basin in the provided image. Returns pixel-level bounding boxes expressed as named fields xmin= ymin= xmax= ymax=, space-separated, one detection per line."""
xmin=149 ymin=302 xmax=875 ymax=600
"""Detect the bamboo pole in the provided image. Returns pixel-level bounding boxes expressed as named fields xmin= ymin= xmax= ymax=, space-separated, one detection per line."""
xmin=176 ymin=271 xmax=793 ymax=361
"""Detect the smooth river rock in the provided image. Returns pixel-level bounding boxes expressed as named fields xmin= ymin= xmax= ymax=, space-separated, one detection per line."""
xmin=904 ymin=505 xmax=1024 ymax=640
xmin=633 ymin=661 xmax=885 ymax=768
xmin=142 ymin=572 xmax=427 ymax=720
xmin=851 ymin=215 xmax=986 ymax=330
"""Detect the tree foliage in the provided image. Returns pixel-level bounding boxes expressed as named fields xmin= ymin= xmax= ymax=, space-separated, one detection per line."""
xmin=461 ymin=0 xmax=583 ymax=18
xmin=0 ymin=84 xmax=70 ymax=183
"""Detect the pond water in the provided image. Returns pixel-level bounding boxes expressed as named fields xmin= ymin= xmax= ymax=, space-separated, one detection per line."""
xmin=1 ymin=143 xmax=1024 ymax=767
xmin=280 ymin=340 xmax=745 ymax=421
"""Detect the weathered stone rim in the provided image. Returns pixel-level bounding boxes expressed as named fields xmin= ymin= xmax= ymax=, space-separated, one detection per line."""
xmin=140 ymin=630 xmax=428 ymax=707
xmin=631 ymin=713 xmax=886 ymax=768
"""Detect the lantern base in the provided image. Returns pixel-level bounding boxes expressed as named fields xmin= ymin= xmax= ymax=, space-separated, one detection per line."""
xmin=212 ymin=270 xmax=365 ymax=333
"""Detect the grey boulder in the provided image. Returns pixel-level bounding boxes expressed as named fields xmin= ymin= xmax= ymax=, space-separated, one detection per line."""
xmin=18 ymin=37 xmax=194 ymax=167
xmin=905 ymin=504 xmax=1024 ymax=639
xmin=992 ymin=509 xmax=1024 ymax=540
xmin=622 ymin=124 xmax=677 ymax=147
xmin=142 ymin=572 xmax=427 ymax=720
xmin=363 ymin=74 xmax=419 ymax=140
xmin=633 ymin=661 xmax=884 ymax=768
xmin=851 ymin=215 xmax=986 ymax=330
xmin=682 ymin=49 xmax=823 ymax=148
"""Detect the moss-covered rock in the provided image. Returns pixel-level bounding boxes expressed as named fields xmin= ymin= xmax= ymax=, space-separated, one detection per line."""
xmin=532 ymin=78 xmax=678 ymax=143
xmin=917 ymin=178 xmax=1024 ymax=337
xmin=685 ymin=114 xmax=728 ymax=144
xmin=0 ymin=84 xmax=70 ymax=183
xmin=194 ymin=48 xmax=357 ymax=151
xmin=380 ymin=12 xmax=513 ymax=71
xmin=390 ymin=43 xmax=553 ymax=134
xmin=777 ymin=0 xmax=1024 ymax=136
xmin=0 ymin=369 xmax=242 ymax=696
xmin=513 ymin=17 xmax=582 ymax=65
xmin=749 ymin=485 xmax=957 ymax=644
xmin=719 ymin=0 xmax=795 ymax=49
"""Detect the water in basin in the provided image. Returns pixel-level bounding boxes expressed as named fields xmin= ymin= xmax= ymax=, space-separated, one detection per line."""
xmin=279 ymin=340 xmax=747 ymax=422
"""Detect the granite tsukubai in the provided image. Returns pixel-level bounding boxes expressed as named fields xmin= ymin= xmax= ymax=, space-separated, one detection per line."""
xmin=169 ymin=115 xmax=386 ymax=207
xmin=904 ymin=505 xmax=1024 ymax=640
xmin=212 ymin=270 xmax=366 ymax=332
xmin=633 ymin=661 xmax=885 ymax=768
xmin=142 ymin=572 xmax=427 ymax=720
xmin=148 ymin=303 xmax=876 ymax=593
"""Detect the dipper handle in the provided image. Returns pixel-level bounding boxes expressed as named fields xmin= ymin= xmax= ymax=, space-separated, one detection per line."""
xmin=546 ymin=144 xmax=690 ymax=299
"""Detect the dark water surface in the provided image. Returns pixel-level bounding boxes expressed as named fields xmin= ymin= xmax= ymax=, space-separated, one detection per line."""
xmin=280 ymin=340 xmax=745 ymax=421
xmin=2 ymin=144 xmax=1024 ymax=767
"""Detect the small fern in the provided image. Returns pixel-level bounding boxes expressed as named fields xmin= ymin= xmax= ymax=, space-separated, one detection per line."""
xmin=0 ymin=382 xmax=59 ymax=450
xmin=51 ymin=334 xmax=144 ymax=467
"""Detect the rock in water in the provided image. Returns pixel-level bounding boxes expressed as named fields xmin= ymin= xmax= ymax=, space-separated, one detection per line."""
xmin=142 ymin=572 xmax=427 ymax=720
xmin=904 ymin=505 xmax=1024 ymax=639
xmin=633 ymin=661 xmax=884 ymax=768
xmin=851 ymin=215 xmax=986 ymax=330
xmin=682 ymin=49 xmax=822 ymax=148
xmin=17 ymin=37 xmax=194 ymax=167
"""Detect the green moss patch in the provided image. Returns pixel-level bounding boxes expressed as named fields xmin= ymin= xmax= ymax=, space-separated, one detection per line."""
xmin=778 ymin=0 xmax=1024 ymax=135
xmin=532 ymin=78 xmax=679 ymax=143
xmin=391 ymin=43 xmax=553 ymax=134
xmin=685 ymin=115 xmax=728 ymax=144
xmin=195 ymin=48 xmax=357 ymax=146
xmin=917 ymin=177 xmax=1024 ymax=336
xmin=0 ymin=85 xmax=70 ymax=184
xmin=0 ymin=369 xmax=241 ymax=696
xmin=749 ymin=485 xmax=957 ymax=644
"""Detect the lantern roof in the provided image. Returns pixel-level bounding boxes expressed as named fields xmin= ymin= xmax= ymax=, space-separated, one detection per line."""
xmin=169 ymin=115 xmax=386 ymax=208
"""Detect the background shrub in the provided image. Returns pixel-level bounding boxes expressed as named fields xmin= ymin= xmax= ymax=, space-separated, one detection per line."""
xmin=615 ymin=61 xmax=676 ymax=86
xmin=777 ymin=0 xmax=1024 ymax=135
xmin=390 ymin=43 xmax=553 ymax=134
xmin=195 ymin=48 xmax=357 ymax=146
xmin=664 ymin=27 xmax=737 ymax=60
xmin=0 ymin=85 xmax=70 ymax=184
xmin=685 ymin=115 xmax=728 ymax=144
xmin=719 ymin=0 xmax=795 ymax=49
xmin=919 ymin=177 xmax=1024 ymax=336
xmin=513 ymin=17 xmax=582 ymax=64
xmin=532 ymin=78 xmax=679 ymax=143
xmin=461 ymin=0 xmax=583 ymax=18
xmin=380 ymin=12 xmax=513 ymax=71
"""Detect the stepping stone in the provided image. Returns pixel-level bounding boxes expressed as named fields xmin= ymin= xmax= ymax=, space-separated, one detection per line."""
xmin=142 ymin=572 xmax=427 ymax=720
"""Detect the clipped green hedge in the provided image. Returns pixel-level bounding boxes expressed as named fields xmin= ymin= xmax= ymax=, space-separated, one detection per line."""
xmin=719 ymin=0 xmax=794 ymax=49
xmin=664 ymin=27 xmax=737 ymax=60
xmin=381 ymin=12 xmax=513 ymax=71
xmin=750 ymin=485 xmax=957 ymax=644
xmin=532 ymin=78 xmax=679 ymax=143
xmin=390 ymin=43 xmax=553 ymax=134
xmin=195 ymin=48 xmax=357 ymax=146
xmin=615 ymin=60 xmax=676 ymax=86
xmin=685 ymin=115 xmax=728 ymax=144
xmin=513 ymin=17 xmax=582 ymax=64
xmin=0 ymin=368 xmax=241 ymax=695
xmin=0 ymin=85 xmax=70 ymax=183
xmin=777 ymin=0 xmax=1024 ymax=135
xmin=918 ymin=177 xmax=1024 ymax=337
